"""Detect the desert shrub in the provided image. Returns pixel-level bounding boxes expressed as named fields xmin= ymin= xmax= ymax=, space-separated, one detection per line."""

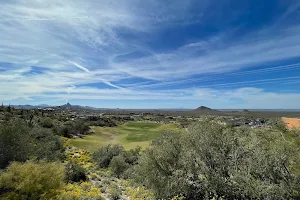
xmin=0 ymin=161 xmax=64 ymax=200
xmin=102 ymin=179 xmax=111 ymax=185
xmin=134 ymin=131 xmax=184 ymax=199
xmin=3 ymin=112 xmax=13 ymax=121
xmin=30 ymin=127 xmax=65 ymax=161
xmin=65 ymin=160 xmax=87 ymax=183
xmin=72 ymin=120 xmax=90 ymax=134
xmin=270 ymin=118 xmax=288 ymax=133
xmin=93 ymin=145 xmax=124 ymax=168
xmin=5 ymin=105 xmax=11 ymax=113
xmin=100 ymin=187 xmax=106 ymax=193
xmin=108 ymin=184 xmax=122 ymax=200
xmin=122 ymin=147 xmax=141 ymax=165
xmin=110 ymin=155 xmax=129 ymax=178
xmin=39 ymin=117 xmax=54 ymax=128
xmin=122 ymin=165 xmax=136 ymax=179
xmin=135 ymin=121 xmax=300 ymax=199
xmin=0 ymin=120 xmax=64 ymax=169
xmin=56 ymin=125 xmax=71 ymax=137
xmin=86 ymin=117 xmax=117 ymax=127
xmin=57 ymin=120 xmax=90 ymax=138
xmin=0 ymin=120 xmax=32 ymax=168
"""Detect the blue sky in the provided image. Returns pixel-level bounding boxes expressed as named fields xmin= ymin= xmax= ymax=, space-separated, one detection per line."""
xmin=1 ymin=0 xmax=300 ymax=109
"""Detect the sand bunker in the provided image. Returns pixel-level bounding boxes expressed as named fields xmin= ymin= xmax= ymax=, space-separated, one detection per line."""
xmin=282 ymin=117 xmax=300 ymax=129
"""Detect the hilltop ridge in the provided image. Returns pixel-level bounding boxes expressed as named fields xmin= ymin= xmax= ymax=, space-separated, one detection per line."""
xmin=195 ymin=106 xmax=213 ymax=111
xmin=193 ymin=106 xmax=221 ymax=115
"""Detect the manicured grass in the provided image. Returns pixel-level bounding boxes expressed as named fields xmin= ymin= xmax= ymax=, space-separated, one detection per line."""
xmin=69 ymin=121 xmax=180 ymax=150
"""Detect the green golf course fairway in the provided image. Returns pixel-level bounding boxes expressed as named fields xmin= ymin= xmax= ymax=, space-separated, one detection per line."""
xmin=69 ymin=121 xmax=180 ymax=150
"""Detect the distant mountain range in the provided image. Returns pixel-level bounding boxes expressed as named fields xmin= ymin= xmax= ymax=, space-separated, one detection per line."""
xmin=11 ymin=103 xmax=99 ymax=110
xmin=11 ymin=104 xmax=49 ymax=109
xmin=10 ymin=104 xmax=218 ymax=111
xmin=8 ymin=104 xmax=300 ymax=112
xmin=60 ymin=103 xmax=97 ymax=110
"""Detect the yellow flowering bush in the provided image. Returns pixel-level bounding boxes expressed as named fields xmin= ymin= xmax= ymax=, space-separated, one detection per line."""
xmin=61 ymin=137 xmax=72 ymax=149
xmin=0 ymin=161 xmax=64 ymax=200
xmin=57 ymin=182 xmax=103 ymax=200
xmin=88 ymin=172 xmax=100 ymax=181
xmin=121 ymin=179 xmax=129 ymax=186
xmin=81 ymin=182 xmax=92 ymax=191
xmin=84 ymin=162 xmax=94 ymax=169
xmin=126 ymin=186 xmax=155 ymax=200
xmin=66 ymin=149 xmax=95 ymax=170
xmin=171 ymin=195 xmax=185 ymax=200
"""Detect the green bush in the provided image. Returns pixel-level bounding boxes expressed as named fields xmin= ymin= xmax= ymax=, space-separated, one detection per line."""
xmin=0 ymin=120 xmax=64 ymax=169
xmin=0 ymin=120 xmax=32 ymax=168
xmin=85 ymin=117 xmax=117 ymax=127
xmin=122 ymin=165 xmax=136 ymax=179
xmin=56 ymin=120 xmax=90 ymax=138
xmin=0 ymin=161 xmax=64 ymax=200
xmin=122 ymin=146 xmax=141 ymax=165
xmin=93 ymin=145 xmax=124 ymax=168
xmin=108 ymin=184 xmax=122 ymax=200
xmin=39 ymin=117 xmax=54 ymax=128
xmin=110 ymin=155 xmax=129 ymax=178
xmin=270 ymin=118 xmax=288 ymax=133
xmin=30 ymin=127 xmax=65 ymax=161
xmin=65 ymin=160 xmax=87 ymax=183
xmin=135 ymin=121 xmax=300 ymax=199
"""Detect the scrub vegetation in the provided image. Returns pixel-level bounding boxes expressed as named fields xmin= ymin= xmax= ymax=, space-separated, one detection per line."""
xmin=0 ymin=105 xmax=300 ymax=199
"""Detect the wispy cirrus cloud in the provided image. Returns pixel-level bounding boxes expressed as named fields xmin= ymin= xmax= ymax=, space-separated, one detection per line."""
xmin=110 ymin=25 xmax=300 ymax=80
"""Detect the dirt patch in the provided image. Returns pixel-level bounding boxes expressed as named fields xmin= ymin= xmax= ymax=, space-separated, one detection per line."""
xmin=282 ymin=117 xmax=300 ymax=129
